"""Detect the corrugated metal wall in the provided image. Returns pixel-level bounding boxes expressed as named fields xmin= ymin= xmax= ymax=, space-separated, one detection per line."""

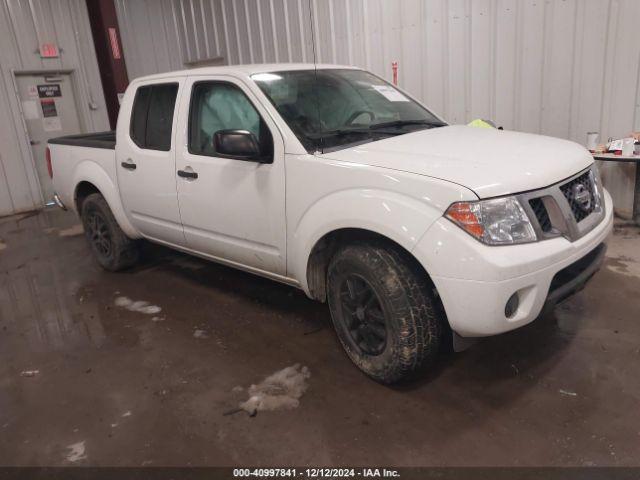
xmin=0 ymin=0 xmax=109 ymax=216
xmin=114 ymin=0 xmax=640 ymax=216
xmin=1 ymin=1 xmax=638 ymax=216
xmin=116 ymin=0 xmax=640 ymax=142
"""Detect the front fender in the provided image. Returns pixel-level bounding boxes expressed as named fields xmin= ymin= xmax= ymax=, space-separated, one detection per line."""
xmin=289 ymin=188 xmax=445 ymax=294
xmin=72 ymin=160 xmax=139 ymax=238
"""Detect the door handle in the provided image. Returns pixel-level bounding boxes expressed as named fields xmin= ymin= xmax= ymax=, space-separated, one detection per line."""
xmin=121 ymin=161 xmax=137 ymax=170
xmin=177 ymin=169 xmax=198 ymax=179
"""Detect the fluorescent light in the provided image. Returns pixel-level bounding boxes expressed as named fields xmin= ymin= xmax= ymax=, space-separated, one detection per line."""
xmin=251 ymin=73 xmax=283 ymax=82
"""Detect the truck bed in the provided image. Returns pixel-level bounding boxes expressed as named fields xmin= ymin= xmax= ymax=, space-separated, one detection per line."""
xmin=48 ymin=131 xmax=115 ymax=150
xmin=49 ymin=132 xmax=118 ymax=214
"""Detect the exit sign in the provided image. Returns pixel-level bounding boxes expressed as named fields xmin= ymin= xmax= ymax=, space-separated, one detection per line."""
xmin=40 ymin=43 xmax=59 ymax=58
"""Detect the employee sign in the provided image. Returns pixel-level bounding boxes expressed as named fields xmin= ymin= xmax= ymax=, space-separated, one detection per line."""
xmin=37 ymin=85 xmax=62 ymax=98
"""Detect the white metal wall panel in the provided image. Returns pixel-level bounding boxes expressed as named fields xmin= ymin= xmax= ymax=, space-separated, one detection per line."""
xmin=0 ymin=0 xmax=110 ymax=216
xmin=468 ymin=0 xmax=492 ymax=123
xmin=114 ymin=0 xmax=640 ymax=214
xmin=1 ymin=0 xmax=635 ymax=218
xmin=119 ymin=0 xmax=640 ymax=140
xmin=1 ymin=0 xmax=635 ymax=217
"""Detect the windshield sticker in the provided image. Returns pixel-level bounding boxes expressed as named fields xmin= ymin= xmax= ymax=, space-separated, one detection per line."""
xmin=372 ymin=85 xmax=409 ymax=102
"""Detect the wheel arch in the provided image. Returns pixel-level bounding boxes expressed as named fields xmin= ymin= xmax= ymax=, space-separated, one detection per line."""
xmin=290 ymin=186 xmax=448 ymax=288
xmin=306 ymin=227 xmax=453 ymax=346
xmin=306 ymin=227 xmax=430 ymax=302
xmin=71 ymin=161 xmax=139 ymax=238
xmin=74 ymin=181 xmax=100 ymax=213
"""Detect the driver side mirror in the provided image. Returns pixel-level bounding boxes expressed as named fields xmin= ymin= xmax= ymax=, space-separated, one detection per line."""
xmin=213 ymin=129 xmax=270 ymax=163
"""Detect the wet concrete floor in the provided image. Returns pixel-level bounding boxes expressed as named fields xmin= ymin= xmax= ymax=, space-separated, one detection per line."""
xmin=0 ymin=209 xmax=639 ymax=466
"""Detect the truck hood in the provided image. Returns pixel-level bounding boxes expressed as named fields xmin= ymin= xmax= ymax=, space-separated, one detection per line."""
xmin=319 ymin=125 xmax=593 ymax=198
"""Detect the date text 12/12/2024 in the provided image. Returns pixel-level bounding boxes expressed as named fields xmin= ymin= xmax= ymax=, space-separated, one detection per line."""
xmin=233 ymin=468 xmax=401 ymax=478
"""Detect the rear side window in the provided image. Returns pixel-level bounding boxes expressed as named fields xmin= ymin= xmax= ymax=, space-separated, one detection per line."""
xmin=130 ymin=86 xmax=151 ymax=147
xmin=129 ymin=83 xmax=178 ymax=151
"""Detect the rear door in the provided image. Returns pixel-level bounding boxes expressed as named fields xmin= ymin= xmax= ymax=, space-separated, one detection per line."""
xmin=116 ymin=79 xmax=185 ymax=246
xmin=174 ymin=75 xmax=286 ymax=275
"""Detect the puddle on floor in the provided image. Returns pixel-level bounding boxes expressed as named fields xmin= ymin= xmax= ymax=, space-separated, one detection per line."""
xmin=58 ymin=225 xmax=84 ymax=237
xmin=606 ymin=255 xmax=640 ymax=278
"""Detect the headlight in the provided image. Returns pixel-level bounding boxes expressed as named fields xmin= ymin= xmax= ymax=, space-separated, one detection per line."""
xmin=591 ymin=166 xmax=603 ymax=211
xmin=445 ymin=197 xmax=537 ymax=245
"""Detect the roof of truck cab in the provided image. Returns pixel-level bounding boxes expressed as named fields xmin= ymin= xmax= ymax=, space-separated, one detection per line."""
xmin=131 ymin=63 xmax=361 ymax=84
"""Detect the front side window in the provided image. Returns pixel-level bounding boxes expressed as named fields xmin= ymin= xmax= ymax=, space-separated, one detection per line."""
xmin=188 ymin=82 xmax=273 ymax=158
xmin=252 ymin=69 xmax=446 ymax=152
xmin=129 ymin=83 xmax=178 ymax=151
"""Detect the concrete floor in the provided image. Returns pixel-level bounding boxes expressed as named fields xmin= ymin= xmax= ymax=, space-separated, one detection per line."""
xmin=0 ymin=208 xmax=639 ymax=467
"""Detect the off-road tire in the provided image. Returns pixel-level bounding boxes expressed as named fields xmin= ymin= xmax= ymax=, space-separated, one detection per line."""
xmin=327 ymin=242 xmax=443 ymax=384
xmin=80 ymin=193 xmax=139 ymax=271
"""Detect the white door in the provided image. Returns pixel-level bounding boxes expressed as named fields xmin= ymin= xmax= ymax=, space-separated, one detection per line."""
xmin=116 ymin=79 xmax=186 ymax=246
xmin=15 ymin=72 xmax=82 ymax=202
xmin=174 ymin=76 xmax=286 ymax=275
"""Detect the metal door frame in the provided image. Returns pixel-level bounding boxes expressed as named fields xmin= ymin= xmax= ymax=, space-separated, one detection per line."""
xmin=10 ymin=69 xmax=85 ymax=205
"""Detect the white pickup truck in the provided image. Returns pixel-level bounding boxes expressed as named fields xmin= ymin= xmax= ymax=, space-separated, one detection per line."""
xmin=48 ymin=64 xmax=613 ymax=383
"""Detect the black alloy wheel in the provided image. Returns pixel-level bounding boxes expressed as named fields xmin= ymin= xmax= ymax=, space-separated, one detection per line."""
xmin=327 ymin=242 xmax=444 ymax=383
xmin=86 ymin=209 xmax=112 ymax=258
xmin=339 ymin=274 xmax=387 ymax=355
xmin=80 ymin=193 xmax=140 ymax=271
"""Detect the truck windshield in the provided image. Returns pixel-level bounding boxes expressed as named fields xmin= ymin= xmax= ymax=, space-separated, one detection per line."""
xmin=252 ymin=69 xmax=446 ymax=153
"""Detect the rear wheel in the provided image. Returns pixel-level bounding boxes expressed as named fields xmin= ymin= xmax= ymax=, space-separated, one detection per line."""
xmin=80 ymin=193 xmax=139 ymax=271
xmin=327 ymin=242 xmax=443 ymax=384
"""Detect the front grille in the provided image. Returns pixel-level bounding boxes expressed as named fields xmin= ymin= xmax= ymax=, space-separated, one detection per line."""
xmin=529 ymin=198 xmax=552 ymax=232
xmin=560 ymin=171 xmax=596 ymax=222
xmin=518 ymin=166 xmax=604 ymax=242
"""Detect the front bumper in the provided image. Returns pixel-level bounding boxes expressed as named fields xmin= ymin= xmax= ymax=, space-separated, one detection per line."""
xmin=541 ymin=242 xmax=606 ymax=315
xmin=412 ymin=189 xmax=614 ymax=337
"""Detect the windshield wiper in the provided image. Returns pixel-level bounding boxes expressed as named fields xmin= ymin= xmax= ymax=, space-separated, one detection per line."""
xmin=307 ymin=127 xmax=373 ymax=139
xmin=368 ymin=119 xmax=446 ymax=130
xmin=307 ymin=119 xmax=445 ymax=142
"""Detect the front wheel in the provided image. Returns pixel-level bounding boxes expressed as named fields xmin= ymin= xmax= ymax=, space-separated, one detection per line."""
xmin=327 ymin=242 xmax=443 ymax=384
xmin=80 ymin=193 xmax=139 ymax=271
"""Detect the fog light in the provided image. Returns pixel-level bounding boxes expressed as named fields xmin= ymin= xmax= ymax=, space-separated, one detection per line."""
xmin=505 ymin=292 xmax=519 ymax=318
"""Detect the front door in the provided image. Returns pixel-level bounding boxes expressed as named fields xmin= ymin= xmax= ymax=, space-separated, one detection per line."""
xmin=116 ymin=79 xmax=185 ymax=246
xmin=15 ymin=72 xmax=82 ymax=202
xmin=174 ymin=76 xmax=286 ymax=275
